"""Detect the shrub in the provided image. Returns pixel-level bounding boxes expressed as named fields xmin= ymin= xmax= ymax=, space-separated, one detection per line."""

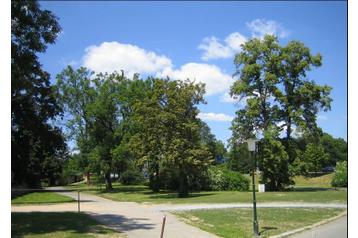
xmin=119 ymin=170 xmax=145 ymax=185
xmin=331 ymin=161 xmax=347 ymax=187
xmin=207 ymin=166 xmax=249 ymax=191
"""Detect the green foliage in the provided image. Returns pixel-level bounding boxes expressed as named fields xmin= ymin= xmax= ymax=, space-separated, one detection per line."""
xmin=230 ymin=35 xmax=332 ymax=190
xmin=207 ymin=166 xmax=249 ymax=191
xmin=227 ymin=143 xmax=252 ymax=173
xmin=119 ymin=170 xmax=145 ymax=185
xmin=258 ymin=129 xmax=293 ymax=191
xmin=293 ymin=143 xmax=329 ymax=175
xmin=321 ymin=133 xmax=347 ymax=166
xmin=11 ymin=0 xmax=66 ymax=187
xmin=331 ymin=161 xmax=347 ymax=187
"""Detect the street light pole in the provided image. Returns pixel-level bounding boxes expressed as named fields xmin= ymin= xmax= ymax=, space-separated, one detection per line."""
xmin=247 ymin=138 xmax=259 ymax=236
xmin=252 ymin=150 xmax=259 ymax=236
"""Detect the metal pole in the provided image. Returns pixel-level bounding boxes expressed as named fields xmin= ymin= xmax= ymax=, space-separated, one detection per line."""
xmin=78 ymin=190 xmax=80 ymax=213
xmin=252 ymin=151 xmax=259 ymax=236
xmin=160 ymin=215 xmax=166 ymax=238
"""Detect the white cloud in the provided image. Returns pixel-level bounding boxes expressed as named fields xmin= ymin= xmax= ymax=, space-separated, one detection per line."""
xmin=246 ymin=19 xmax=289 ymax=38
xmin=198 ymin=37 xmax=232 ymax=61
xmin=198 ymin=32 xmax=247 ymax=61
xmin=224 ymin=32 xmax=247 ymax=51
xmin=198 ymin=112 xmax=234 ymax=122
xmin=83 ymin=41 xmax=172 ymax=77
xmin=159 ymin=63 xmax=233 ymax=96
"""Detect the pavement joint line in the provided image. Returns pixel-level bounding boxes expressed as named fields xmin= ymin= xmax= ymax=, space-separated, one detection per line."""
xmin=268 ymin=210 xmax=347 ymax=238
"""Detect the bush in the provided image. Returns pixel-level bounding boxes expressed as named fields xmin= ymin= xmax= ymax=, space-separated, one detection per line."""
xmin=331 ymin=161 xmax=347 ymax=187
xmin=207 ymin=166 xmax=249 ymax=191
xmin=119 ymin=170 xmax=145 ymax=185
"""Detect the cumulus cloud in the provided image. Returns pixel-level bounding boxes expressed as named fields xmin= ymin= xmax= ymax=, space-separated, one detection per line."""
xmin=246 ymin=19 xmax=289 ymax=38
xmin=224 ymin=32 xmax=247 ymax=51
xmin=83 ymin=41 xmax=172 ymax=77
xmin=198 ymin=112 xmax=234 ymax=122
xmin=198 ymin=37 xmax=232 ymax=61
xmin=198 ymin=32 xmax=247 ymax=61
xmin=159 ymin=63 xmax=234 ymax=96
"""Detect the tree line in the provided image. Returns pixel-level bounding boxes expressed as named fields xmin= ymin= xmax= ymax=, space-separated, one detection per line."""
xmin=11 ymin=0 xmax=347 ymax=195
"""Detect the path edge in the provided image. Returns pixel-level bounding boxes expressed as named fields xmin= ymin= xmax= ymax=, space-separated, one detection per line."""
xmin=269 ymin=210 xmax=347 ymax=238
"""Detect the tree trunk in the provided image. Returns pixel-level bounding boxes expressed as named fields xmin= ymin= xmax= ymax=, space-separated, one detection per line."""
xmin=105 ymin=172 xmax=112 ymax=191
xmin=149 ymin=163 xmax=160 ymax=192
xmin=178 ymin=171 xmax=189 ymax=198
xmin=86 ymin=172 xmax=91 ymax=185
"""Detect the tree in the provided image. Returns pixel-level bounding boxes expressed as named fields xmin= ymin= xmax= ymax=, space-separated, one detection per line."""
xmin=12 ymin=0 xmax=66 ymax=187
xmin=56 ymin=66 xmax=97 ymax=184
xmin=86 ymin=73 xmax=125 ymax=190
xmin=294 ymin=143 xmax=329 ymax=176
xmin=275 ymin=40 xmax=332 ymax=162
xmin=258 ymin=127 xmax=292 ymax=191
xmin=230 ymin=35 xmax=333 ymax=190
xmin=199 ymin=120 xmax=227 ymax=163
xmin=231 ymin=35 xmax=281 ymax=139
xmin=227 ymin=142 xmax=252 ymax=174
xmin=331 ymin=161 xmax=347 ymax=187
xmin=321 ymin=133 xmax=347 ymax=166
xmin=124 ymin=77 xmax=212 ymax=196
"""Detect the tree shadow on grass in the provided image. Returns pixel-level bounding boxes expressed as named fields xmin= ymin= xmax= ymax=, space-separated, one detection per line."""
xmin=12 ymin=211 xmax=151 ymax=237
xmin=292 ymin=187 xmax=338 ymax=192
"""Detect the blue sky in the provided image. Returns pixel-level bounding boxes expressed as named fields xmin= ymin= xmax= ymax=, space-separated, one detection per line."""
xmin=39 ymin=1 xmax=347 ymax=145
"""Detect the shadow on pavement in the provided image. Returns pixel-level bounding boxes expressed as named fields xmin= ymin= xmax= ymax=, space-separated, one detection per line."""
xmin=89 ymin=212 xmax=156 ymax=232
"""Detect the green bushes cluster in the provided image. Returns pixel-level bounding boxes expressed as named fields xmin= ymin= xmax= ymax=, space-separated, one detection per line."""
xmin=207 ymin=166 xmax=249 ymax=191
xmin=119 ymin=170 xmax=145 ymax=185
xmin=331 ymin=161 xmax=347 ymax=187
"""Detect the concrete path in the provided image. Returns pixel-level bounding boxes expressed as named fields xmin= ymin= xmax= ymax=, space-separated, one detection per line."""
xmin=12 ymin=190 xmax=218 ymax=238
xmin=12 ymin=188 xmax=347 ymax=238
xmin=289 ymin=215 xmax=347 ymax=238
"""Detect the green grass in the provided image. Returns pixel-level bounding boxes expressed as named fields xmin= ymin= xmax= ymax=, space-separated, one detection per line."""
xmin=174 ymin=208 xmax=344 ymax=238
xmin=12 ymin=212 xmax=125 ymax=237
xmin=293 ymin=173 xmax=334 ymax=188
xmin=67 ymin=183 xmax=347 ymax=204
xmin=12 ymin=192 xmax=75 ymax=205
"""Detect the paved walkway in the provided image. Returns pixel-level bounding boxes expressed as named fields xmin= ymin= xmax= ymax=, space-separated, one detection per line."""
xmin=289 ymin=215 xmax=347 ymax=238
xmin=11 ymin=188 xmax=347 ymax=238
xmin=12 ymin=190 xmax=218 ymax=238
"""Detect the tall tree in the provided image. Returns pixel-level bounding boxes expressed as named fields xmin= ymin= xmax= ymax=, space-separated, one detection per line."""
xmin=230 ymin=35 xmax=332 ymax=190
xmin=275 ymin=41 xmax=332 ymax=161
xmin=86 ymin=73 xmax=124 ymax=190
xmin=12 ymin=0 xmax=66 ymax=187
xmin=56 ymin=66 xmax=97 ymax=184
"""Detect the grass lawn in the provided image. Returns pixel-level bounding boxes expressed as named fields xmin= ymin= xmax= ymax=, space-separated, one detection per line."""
xmin=174 ymin=208 xmax=345 ymax=238
xmin=293 ymin=173 xmax=334 ymax=188
xmin=12 ymin=192 xmax=75 ymax=205
xmin=67 ymin=183 xmax=347 ymax=204
xmin=12 ymin=212 xmax=125 ymax=238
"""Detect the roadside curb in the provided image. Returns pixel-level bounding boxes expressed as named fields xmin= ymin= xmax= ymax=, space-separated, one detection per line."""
xmin=269 ymin=210 xmax=347 ymax=238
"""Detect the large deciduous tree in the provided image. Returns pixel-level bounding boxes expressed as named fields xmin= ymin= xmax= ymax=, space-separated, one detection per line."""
xmin=12 ymin=0 xmax=66 ymax=187
xmin=230 ymin=35 xmax=332 ymax=190
xmin=56 ymin=66 xmax=97 ymax=184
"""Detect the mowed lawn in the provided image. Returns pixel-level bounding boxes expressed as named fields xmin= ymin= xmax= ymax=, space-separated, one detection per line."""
xmin=12 ymin=212 xmax=125 ymax=237
xmin=12 ymin=192 xmax=75 ymax=205
xmin=67 ymin=183 xmax=347 ymax=204
xmin=174 ymin=208 xmax=345 ymax=238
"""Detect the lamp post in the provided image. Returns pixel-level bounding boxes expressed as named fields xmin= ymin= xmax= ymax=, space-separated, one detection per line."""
xmin=247 ymin=138 xmax=259 ymax=236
